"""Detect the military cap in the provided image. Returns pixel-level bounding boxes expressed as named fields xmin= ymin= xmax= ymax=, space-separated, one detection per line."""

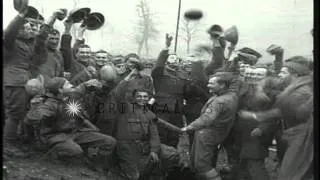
xmin=238 ymin=47 xmax=262 ymax=59
xmin=207 ymin=24 xmax=223 ymax=35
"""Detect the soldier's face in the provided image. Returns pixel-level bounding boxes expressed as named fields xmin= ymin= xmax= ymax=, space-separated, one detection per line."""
xmin=114 ymin=63 xmax=127 ymax=75
xmin=135 ymin=91 xmax=149 ymax=106
xmin=252 ymin=68 xmax=267 ymax=82
xmin=244 ymin=67 xmax=254 ymax=83
xmin=126 ymin=58 xmax=139 ymax=70
xmin=47 ymin=33 xmax=60 ymax=49
xmin=95 ymin=52 xmax=109 ymax=66
xmin=18 ymin=19 xmax=39 ymax=39
xmin=278 ymin=67 xmax=290 ymax=80
xmin=77 ymin=47 xmax=91 ymax=62
xmin=207 ymin=77 xmax=224 ymax=95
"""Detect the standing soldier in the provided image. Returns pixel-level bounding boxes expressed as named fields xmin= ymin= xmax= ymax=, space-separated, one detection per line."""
xmin=31 ymin=9 xmax=68 ymax=83
xmin=3 ymin=6 xmax=49 ymax=154
xmin=182 ymin=72 xmax=238 ymax=180
xmin=151 ymin=34 xmax=188 ymax=147
xmin=205 ymin=24 xmax=226 ymax=76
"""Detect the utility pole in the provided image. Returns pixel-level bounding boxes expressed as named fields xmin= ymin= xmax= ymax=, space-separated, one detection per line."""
xmin=174 ymin=0 xmax=182 ymax=54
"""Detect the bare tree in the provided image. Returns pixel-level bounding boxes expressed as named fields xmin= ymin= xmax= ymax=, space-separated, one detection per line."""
xmin=135 ymin=0 xmax=159 ymax=58
xmin=180 ymin=19 xmax=200 ymax=54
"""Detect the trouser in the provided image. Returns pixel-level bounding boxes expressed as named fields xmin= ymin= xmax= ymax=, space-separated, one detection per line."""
xmin=191 ymin=129 xmax=223 ymax=180
xmin=3 ymin=86 xmax=29 ymax=142
xmin=236 ymin=159 xmax=270 ymax=180
xmin=157 ymin=113 xmax=183 ymax=147
xmin=46 ymin=131 xmax=116 ymax=168
xmin=112 ymin=142 xmax=180 ymax=180
xmin=275 ymin=129 xmax=287 ymax=163
xmin=222 ymin=129 xmax=241 ymax=179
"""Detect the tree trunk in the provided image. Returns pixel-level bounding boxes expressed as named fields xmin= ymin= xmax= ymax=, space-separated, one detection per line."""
xmin=187 ymin=40 xmax=190 ymax=54
xmin=137 ymin=39 xmax=144 ymax=57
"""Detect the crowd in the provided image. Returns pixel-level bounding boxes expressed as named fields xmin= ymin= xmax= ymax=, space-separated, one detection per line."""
xmin=3 ymin=5 xmax=314 ymax=180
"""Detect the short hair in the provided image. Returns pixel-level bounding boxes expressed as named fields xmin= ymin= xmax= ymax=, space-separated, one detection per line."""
xmin=96 ymin=49 xmax=108 ymax=54
xmin=125 ymin=53 xmax=140 ymax=62
xmin=48 ymin=28 xmax=60 ymax=35
xmin=132 ymin=88 xmax=151 ymax=97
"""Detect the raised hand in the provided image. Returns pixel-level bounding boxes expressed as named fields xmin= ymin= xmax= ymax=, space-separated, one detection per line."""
xmin=266 ymin=44 xmax=284 ymax=55
xmin=166 ymin=33 xmax=173 ymax=48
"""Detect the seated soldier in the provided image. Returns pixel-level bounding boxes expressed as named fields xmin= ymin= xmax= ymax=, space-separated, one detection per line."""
xmin=25 ymin=77 xmax=116 ymax=170
xmin=109 ymin=88 xmax=181 ymax=180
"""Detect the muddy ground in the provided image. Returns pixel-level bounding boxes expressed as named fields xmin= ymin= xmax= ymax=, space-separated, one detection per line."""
xmin=3 ymin=147 xmax=279 ymax=180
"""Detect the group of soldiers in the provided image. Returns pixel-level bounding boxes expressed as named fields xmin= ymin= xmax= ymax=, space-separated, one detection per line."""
xmin=3 ymin=5 xmax=314 ymax=180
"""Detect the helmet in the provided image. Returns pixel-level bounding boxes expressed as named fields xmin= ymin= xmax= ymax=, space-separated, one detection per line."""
xmin=99 ymin=65 xmax=118 ymax=82
xmin=25 ymin=75 xmax=44 ymax=96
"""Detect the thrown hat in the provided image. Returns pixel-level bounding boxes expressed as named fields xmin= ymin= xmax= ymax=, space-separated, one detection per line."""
xmin=207 ymin=24 xmax=223 ymax=35
xmin=238 ymin=52 xmax=259 ymax=66
xmin=238 ymin=47 xmax=262 ymax=59
xmin=45 ymin=77 xmax=67 ymax=94
xmin=24 ymin=6 xmax=39 ymax=19
xmin=284 ymin=56 xmax=311 ymax=76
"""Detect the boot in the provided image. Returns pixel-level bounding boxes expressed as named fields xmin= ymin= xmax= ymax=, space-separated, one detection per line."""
xmin=203 ymin=168 xmax=221 ymax=180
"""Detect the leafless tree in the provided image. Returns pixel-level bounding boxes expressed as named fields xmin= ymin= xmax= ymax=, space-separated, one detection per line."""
xmin=135 ymin=0 xmax=159 ymax=58
xmin=180 ymin=19 xmax=200 ymax=54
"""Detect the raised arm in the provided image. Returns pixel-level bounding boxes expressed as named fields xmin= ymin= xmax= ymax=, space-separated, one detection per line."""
xmin=151 ymin=33 xmax=173 ymax=79
xmin=3 ymin=9 xmax=29 ymax=50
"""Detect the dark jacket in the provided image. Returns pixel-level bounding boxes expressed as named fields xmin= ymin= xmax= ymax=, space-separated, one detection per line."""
xmin=204 ymin=39 xmax=226 ymax=76
xmin=115 ymin=73 xmax=154 ymax=103
xmin=3 ymin=15 xmax=47 ymax=87
xmin=32 ymin=48 xmax=65 ymax=83
xmin=151 ymin=49 xmax=187 ymax=114
xmin=114 ymin=107 xmax=160 ymax=153
xmin=189 ymin=90 xmax=238 ymax=143
xmin=274 ymin=75 xmax=313 ymax=129
xmin=28 ymin=93 xmax=94 ymax=136
xmin=59 ymin=34 xmax=90 ymax=81
xmin=235 ymin=83 xmax=275 ymax=159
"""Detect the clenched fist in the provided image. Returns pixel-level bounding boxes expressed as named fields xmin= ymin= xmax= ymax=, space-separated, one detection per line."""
xmin=166 ymin=33 xmax=173 ymax=48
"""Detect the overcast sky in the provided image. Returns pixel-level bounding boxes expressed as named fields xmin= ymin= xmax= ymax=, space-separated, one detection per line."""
xmin=3 ymin=0 xmax=313 ymax=62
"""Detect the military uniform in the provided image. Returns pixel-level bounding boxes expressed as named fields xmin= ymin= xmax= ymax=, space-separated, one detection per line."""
xmin=234 ymin=84 xmax=274 ymax=180
xmin=189 ymin=90 xmax=238 ymax=179
xmin=31 ymin=38 xmax=65 ymax=83
xmin=151 ymin=49 xmax=188 ymax=147
xmin=111 ymin=106 xmax=180 ymax=180
xmin=3 ymin=15 xmax=48 ymax=142
xmin=26 ymin=92 xmax=116 ymax=167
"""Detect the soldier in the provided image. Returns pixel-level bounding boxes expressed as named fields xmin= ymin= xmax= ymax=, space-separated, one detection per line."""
xmin=31 ymin=9 xmax=68 ymax=83
xmin=25 ymin=77 xmax=116 ymax=170
xmin=232 ymin=63 xmax=275 ymax=180
xmin=115 ymin=53 xmax=154 ymax=103
xmin=182 ymin=72 xmax=239 ymax=180
xmin=3 ymin=7 xmax=50 ymax=154
xmin=60 ymin=21 xmax=97 ymax=86
xmin=95 ymin=49 xmax=111 ymax=71
xmin=109 ymin=88 xmax=180 ymax=180
xmin=238 ymin=56 xmax=313 ymax=180
xmin=205 ymin=24 xmax=226 ymax=76
xmin=151 ymin=34 xmax=188 ymax=147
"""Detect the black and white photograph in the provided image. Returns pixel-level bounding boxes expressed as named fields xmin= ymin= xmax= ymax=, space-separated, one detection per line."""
xmin=2 ymin=0 xmax=314 ymax=179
